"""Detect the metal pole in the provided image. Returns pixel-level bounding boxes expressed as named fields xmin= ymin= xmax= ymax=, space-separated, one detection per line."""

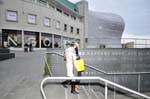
xmin=52 ymin=34 xmax=54 ymax=48
xmin=135 ymin=39 xmax=137 ymax=48
xmin=114 ymin=74 xmax=116 ymax=99
xmin=21 ymin=30 xmax=24 ymax=50
xmin=88 ymin=68 xmax=91 ymax=90
xmin=39 ymin=32 xmax=41 ymax=49
xmin=138 ymin=74 xmax=141 ymax=92
xmin=105 ymin=82 xmax=108 ymax=99
xmin=145 ymin=39 xmax=147 ymax=48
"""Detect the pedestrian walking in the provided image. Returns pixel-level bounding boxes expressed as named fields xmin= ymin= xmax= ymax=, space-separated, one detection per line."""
xmin=62 ymin=42 xmax=79 ymax=94
xmin=29 ymin=43 xmax=32 ymax=52
xmin=24 ymin=43 xmax=28 ymax=52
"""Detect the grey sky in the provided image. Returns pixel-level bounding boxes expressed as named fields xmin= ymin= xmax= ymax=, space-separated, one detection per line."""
xmin=69 ymin=0 xmax=150 ymax=38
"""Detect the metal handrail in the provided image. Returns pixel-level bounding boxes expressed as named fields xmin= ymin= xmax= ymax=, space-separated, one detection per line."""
xmin=44 ymin=56 xmax=52 ymax=76
xmin=88 ymin=37 xmax=150 ymax=40
xmin=85 ymin=64 xmax=150 ymax=75
xmin=40 ymin=77 xmax=150 ymax=99
xmin=46 ymin=52 xmax=150 ymax=75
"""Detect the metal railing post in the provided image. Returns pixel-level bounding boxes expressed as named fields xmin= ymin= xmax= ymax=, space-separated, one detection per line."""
xmin=145 ymin=39 xmax=147 ymax=48
xmin=41 ymin=78 xmax=47 ymax=99
xmin=105 ymin=82 xmax=108 ymax=99
xmin=138 ymin=74 xmax=141 ymax=92
xmin=135 ymin=39 xmax=137 ymax=48
xmin=113 ymin=74 xmax=116 ymax=99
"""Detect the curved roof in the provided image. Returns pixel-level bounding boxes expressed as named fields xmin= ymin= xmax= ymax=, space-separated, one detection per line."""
xmin=56 ymin=0 xmax=79 ymax=13
xmin=88 ymin=10 xmax=125 ymax=38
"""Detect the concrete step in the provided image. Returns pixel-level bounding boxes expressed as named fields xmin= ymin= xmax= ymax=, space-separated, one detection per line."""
xmin=2 ymin=77 xmax=43 ymax=99
xmin=90 ymin=88 xmax=102 ymax=99
xmin=95 ymin=92 xmax=104 ymax=99
xmin=81 ymin=86 xmax=100 ymax=99
xmin=108 ymin=94 xmax=141 ymax=99
xmin=44 ymin=84 xmax=66 ymax=99
xmin=0 ymin=53 xmax=15 ymax=61
xmin=0 ymin=48 xmax=10 ymax=53
xmin=43 ymin=81 xmax=101 ymax=99
xmin=93 ymin=89 xmax=150 ymax=99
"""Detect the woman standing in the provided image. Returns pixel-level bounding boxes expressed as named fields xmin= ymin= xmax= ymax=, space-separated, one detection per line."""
xmin=62 ymin=43 xmax=79 ymax=94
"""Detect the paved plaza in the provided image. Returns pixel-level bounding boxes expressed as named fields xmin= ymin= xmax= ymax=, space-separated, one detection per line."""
xmin=0 ymin=50 xmax=102 ymax=99
xmin=1 ymin=50 xmax=150 ymax=99
xmin=0 ymin=51 xmax=45 ymax=99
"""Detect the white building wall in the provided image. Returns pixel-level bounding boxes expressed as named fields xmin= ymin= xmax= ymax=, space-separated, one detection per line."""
xmin=0 ymin=0 xmax=85 ymax=48
xmin=76 ymin=0 xmax=88 ymax=48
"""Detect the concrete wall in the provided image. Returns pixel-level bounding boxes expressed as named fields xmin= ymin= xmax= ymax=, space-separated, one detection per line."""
xmin=48 ymin=48 xmax=150 ymax=92
xmin=79 ymin=49 xmax=150 ymax=72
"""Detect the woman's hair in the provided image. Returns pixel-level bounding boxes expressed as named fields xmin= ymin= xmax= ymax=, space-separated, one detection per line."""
xmin=74 ymin=42 xmax=79 ymax=47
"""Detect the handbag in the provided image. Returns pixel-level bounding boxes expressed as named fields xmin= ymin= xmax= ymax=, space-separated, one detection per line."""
xmin=74 ymin=59 xmax=85 ymax=72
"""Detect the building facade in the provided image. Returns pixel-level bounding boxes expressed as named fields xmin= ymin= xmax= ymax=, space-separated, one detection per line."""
xmin=88 ymin=11 xmax=125 ymax=48
xmin=0 ymin=0 xmax=88 ymax=49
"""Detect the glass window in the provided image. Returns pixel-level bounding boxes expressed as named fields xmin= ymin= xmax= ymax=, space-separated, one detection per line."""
xmin=27 ymin=14 xmax=36 ymax=24
xmin=56 ymin=8 xmax=62 ymax=13
xmin=71 ymin=15 xmax=76 ymax=20
xmin=41 ymin=33 xmax=52 ymax=48
xmin=37 ymin=0 xmax=47 ymax=5
xmin=71 ymin=26 xmax=73 ymax=33
xmin=24 ymin=31 xmax=39 ymax=48
xmin=2 ymin=29 xmax=22 ymax=48
xmin=64 ymin=12 xmax=69 ymax=16
xmin=50 ymin=4 xmax=55 ymax=9
xmin=44 ymin=17 xmax=51 ymax=27
xmin=24 ymin=0 xmax=35 ymax=3
xmin=77 ymin=28 xmax=80 ymax=35
xmin=54 ymin=35 xmax=61 ymax=48
xmin=64 ymin=24 xmax=67 ymax=31
xmin=6 ymin=10 xmax=18 ymax=22
xmin=56 ymin=21 xmax=61 ymax=29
